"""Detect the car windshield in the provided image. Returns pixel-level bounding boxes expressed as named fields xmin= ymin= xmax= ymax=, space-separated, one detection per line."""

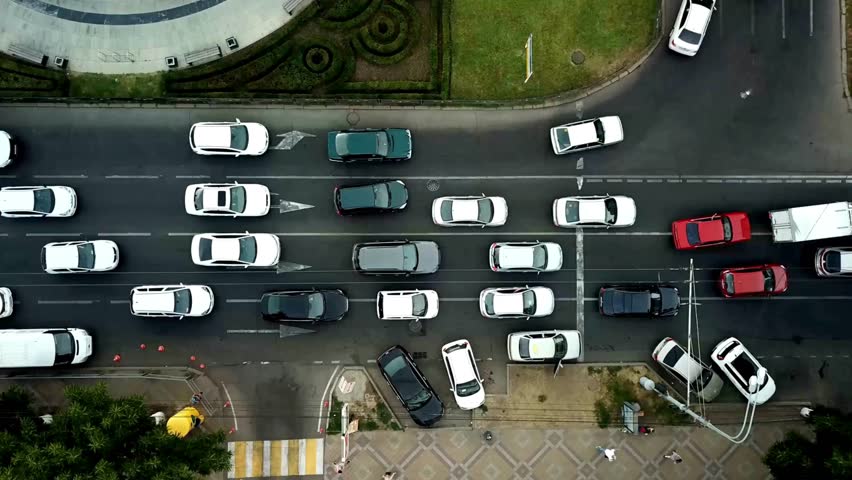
xmin=593 ymin=119 xmax=605 ymax=143
xmin=411 ymin=293 xmax=427 ymax=316
xmin=553 ymin=335 xmax=567 ymax=358
xmin=384 ymin=355 xmax=431 ymax=409
xmin=306 ymin=293 xmax=325 ymax=318
xmin=679 ymin=29 xmax=703 ymax=45
xmin=198 ymin=238 xmax=213 ymax=261
xmin=229 ymin=186 xmax=247 ymax=213
xmin=763 ymin=268 xmax=776 ymax=292
xmin=722 ymin=217 xmax=733 ymax=241
xmin=691 ymin=367 xmax=716 ymax=391
xmin=518 ymin=337 xmax=531 ymax=359
xmin=32 ymin=188 xmax=55 ymax=214
xmin=440 ymin=201 xmax=453 ymax=221
xmin=193 ymin=188 xmax=204 ymax=211
xmin=522 ymin=290 xmax=536 ymax=315
xmin=649 ymin=289 xmax=662 ymax=314
xmin=555 ymin=127 xmax=572 ymax=149
xmin=483 ymin=294 xmax=495 ymax=316
xmin=723 ymin=273 xmax=735 ymax=295
xmin=76 ymin=243 xmax=96 ymax=269
xmin=476 ymin=199 xmax=493 ymax=223
xmin=824 ymin=251 xmax=842 ymax=273
xmin=238 ymin=236 xmax=257 ymax=263
xmin=52 ymin=332 xmax=75 ymax=365
xmin=686 ymin=223 xmax=701 ymax=245
xmin=401 ymin=244 xmax=418 ymax=271
xmin=564 ymin=201 xmax=580 ymax=223
xmin=173 ymin=288 xmax=192 ymax=314
xmin=604 ymin=198 xmax=617 ymax=224
xmin=456 ymin=379 xmax=481 ymax=397
xmin=532 ymin=245 xmax=548 ymax=269
xmin=373 ymin=183 xmax=390 ymax=207
xmin=230 ymin=125 xmax=249 ymax=150
xmin=375 ymin=132 xmax=390 ymax=156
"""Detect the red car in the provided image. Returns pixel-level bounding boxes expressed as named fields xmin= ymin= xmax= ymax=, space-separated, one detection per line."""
xmin=671 ymin=212 xmax=751 ymax=250
xmin=719 ymin=264 xmax=788 ymax=298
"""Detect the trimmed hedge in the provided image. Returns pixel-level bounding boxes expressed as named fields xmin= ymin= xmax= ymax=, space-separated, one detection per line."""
xmin=246 ymin=39 xmax=351 ymax=93
xmin=316 ymin=0 xmax=383 ymax=31
xmin=0 ymin=54 xmax=69 ymax=97
xmin=351 ymin=0 xmax=420 ymax=65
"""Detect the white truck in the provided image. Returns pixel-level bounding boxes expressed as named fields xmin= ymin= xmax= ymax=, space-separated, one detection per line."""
xmin=769 ymin=202 xmax=852 ymax=243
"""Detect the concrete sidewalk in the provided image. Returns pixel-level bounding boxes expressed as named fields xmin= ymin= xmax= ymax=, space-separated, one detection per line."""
xmin=0 ymin=0 xmax=310 ymax=73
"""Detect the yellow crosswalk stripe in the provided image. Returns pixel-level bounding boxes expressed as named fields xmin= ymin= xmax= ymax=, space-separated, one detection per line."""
xmin=228 ymin=438 xmax=324 ymax=478
xmin=270 ymin=440 xmax=282 ymax=477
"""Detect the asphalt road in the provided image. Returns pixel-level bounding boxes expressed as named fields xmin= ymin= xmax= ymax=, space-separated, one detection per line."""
xmin=0 ymin=0 xmax=848 ymax=425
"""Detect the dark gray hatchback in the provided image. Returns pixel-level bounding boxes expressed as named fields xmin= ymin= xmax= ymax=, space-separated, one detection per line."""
xmin=334 ymin=180 xmax=408 ymax=215
xmin=352 ymin=240 xmax=440 ymax=275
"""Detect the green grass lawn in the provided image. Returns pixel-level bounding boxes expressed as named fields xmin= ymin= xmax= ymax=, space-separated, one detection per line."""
xmin=451 ymin=0 xmax=659 ymax=100
xmin=69 ymin=72 xmax=165 ymax=98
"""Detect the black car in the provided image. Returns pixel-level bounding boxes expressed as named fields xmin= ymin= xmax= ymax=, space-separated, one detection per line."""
xmin=261 ymin=289 xmax=349 ymax=322
xmin=327 ymin=128 xmax=412 ymax=163
xmin=599 ymin=285 xmax=680 ymax=317
xmin=352 ymin=240 xmax=440 ymax=275
xmin=377 ymin=345 xmax=444 ymax=427
xmin=334 ymin=180 xmax=408 ymax=215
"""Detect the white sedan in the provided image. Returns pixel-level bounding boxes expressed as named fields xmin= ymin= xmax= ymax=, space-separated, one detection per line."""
xmin=0 ymin=130 xmax=15 ymax=167
xmin=0 ymin=287 xmax=12 ymax=318
xmin=376 ymin=290 xmax=439 ymax=320
xmin=130 ymin=284 xmax=214 ymax=318
xmin=184 ymin=183 xmax=270 ymax=217
xmin=191 ymin=233 xmax=280 ymax=267
xmin=669 ymin=0 xmax=716 ymax=56
xmin=189 ymin=119 xmax=269 ymax=156
xmin=549 ymin=116 xmax=623 ymax=155
xmin=431 ymin=195 xmax=508 ymax=227
xmin=441 ymin=339 xmax=485 ymax=410
xmin=507 ymin=330 xmax=582 ymax=362
xmin=0 ymin=186 xmax=77 ymax=218
xmin=489 ymin=241 xmax=562 ymax=273
xmin=41 ymin=240 xmax=119 ymax=274
xmin=553 ymin=195 xmax=636 ymax=228
xmin=479 ymin=286 xmax=554 ymax=319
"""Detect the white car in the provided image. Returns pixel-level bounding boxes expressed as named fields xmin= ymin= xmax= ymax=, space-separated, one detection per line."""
xmin=549 ymin=116 xmax=623 ymax=155
xmin=0 ymin=288 xmax=12 ymax=318
xmin=553 ymin=195 xmax=636 ymax=228
xmin=191 ymin=233 xmax=280 ymax=267
xmin=376 ymin=290 xmax=439 ymax=320
xmin=489 ymin=241 xmax=562 ymax=273
xmin=184 ymin=183 xmax=271 ymax=217
xmin=189 ymin=119 xmax=269 ymax=156
xmin=814 ymin=247 xmax=852 ymax=277
xmin=479 ymin=286 xmax=554 ymax=319
xmin=669 ymin=0 xmax=716 ymax=56
xmin=711 ymin=337 xmax=776 ymax=405
xmin=41 ymin=240 xmax=119 ymax=274
xmin=0 ymin=131 xmax=15 ymax=167
xmin=507 ymin=330 xmax=582 ymax=363
xmin=431 ymin=195 xmax=508 ymax=227
xmin=441 ymin=339 xmax=485 ymax=410
xmin=652 ymin=337 xmax=723 ymax=402
xmin=0 ymin=186 xmax=77 ymax=218
xmin=130 ymin=284 xmax=214 ymax=318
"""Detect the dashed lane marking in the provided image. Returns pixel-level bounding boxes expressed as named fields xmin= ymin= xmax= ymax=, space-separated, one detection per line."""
xmin=97 ymin=232 xmax=150 ymax=237
xmin=26 ymin=232 xmax=80 ymax=237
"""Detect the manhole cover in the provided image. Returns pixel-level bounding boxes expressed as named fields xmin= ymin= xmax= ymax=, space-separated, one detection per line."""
xmin=426 ymin=179 xmax=440 ymax=192
xmin=346 ymin=111 xmax=360 ymax=126
xmin=412 ymin=351 xmax=427 ymax=359
xmin=571 ymin=50 xmax=585 ymax=66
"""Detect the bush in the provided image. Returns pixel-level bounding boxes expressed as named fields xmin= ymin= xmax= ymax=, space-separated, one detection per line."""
xmin=351 ymin=0 xmax=421 ymax=65
xmin=317 ymin=0 xmax=383 ymax=31
xmin=0 ymin=55 xmax=69 ymax=96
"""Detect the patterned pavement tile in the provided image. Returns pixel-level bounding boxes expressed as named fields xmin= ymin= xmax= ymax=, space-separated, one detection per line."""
xmin=530 ymin=446 xmax=581 ymax=480
xmin=436 ymin=430 xmax=482 ymax=465
xmin=496 ymin=428 xmax=545 ymax=463
xmin=466 ymin=447 xmax=515 ymax=480
xmin=403 ymin=448 xmax=452 ymax=480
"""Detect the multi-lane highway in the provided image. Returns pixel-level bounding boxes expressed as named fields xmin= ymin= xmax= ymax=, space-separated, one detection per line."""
xmin=0 ymin=0 xmax=848 ymax=409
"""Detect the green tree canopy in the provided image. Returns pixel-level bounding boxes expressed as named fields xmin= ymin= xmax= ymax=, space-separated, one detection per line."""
xmin=764 ymin=407 xmax=852 ymax=480
xmin=0 ymin=383 xmax=231 ymax=480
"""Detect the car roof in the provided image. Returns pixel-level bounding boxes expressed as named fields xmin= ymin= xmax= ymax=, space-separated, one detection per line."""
xmin=578 ymin=198 xmax=606 ymax=222
xmin=696 ymin=219 xmax=724 ymax=242
xmin=193 ymin=124 xmax=232 ymax=148
xmin=337 ymin=131 xmax=381 ymax=155
xmin=0 ymin=190 xmax=34 ymax=210
xmin=210 ymin=237 xmax=240 ymax=261
xmin=381 ymin=293 xmax=415 ymax=317
xmin=338 ymin=184 xmax=377 ymax=209
xmin=492 ymin=291 xmax=523 ymax=314
xmin=133 ymin=289 xmax=176 ymax=313
xmin=199 ymin=186 xmax=230 ymax=210
xmin=44 ymin=243 xmax=81 ymax=269
xmin=496 ymin=245 xmax=535 ymax=268
xmin=726 ymin=269 xmax=765 ymax=293
xmin=566 ymin=121 xmax=599 ymax=146
xmin=525 ymin=336 xmax=557 ymax=359
xmin=685 ymin=4 xmax=712 ymax=33
xmin=445 ymin=345 xmax=477 ymax=382
xmin=450 ymin=199 xmax=480 ymax=221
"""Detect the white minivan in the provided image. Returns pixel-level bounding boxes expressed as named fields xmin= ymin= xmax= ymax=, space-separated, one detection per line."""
xmin=0 ymin=328 xmax=93 ymax=368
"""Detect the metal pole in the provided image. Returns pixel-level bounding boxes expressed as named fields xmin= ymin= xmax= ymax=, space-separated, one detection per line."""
xmin=686 ymin=258 xmax=694 ymax=407
xmin=341 ymin=403 xmax=349 ymax=464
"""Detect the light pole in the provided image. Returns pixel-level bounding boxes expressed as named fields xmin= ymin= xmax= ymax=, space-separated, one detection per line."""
xmin=639 ymin=368 xmax=766 ymax=444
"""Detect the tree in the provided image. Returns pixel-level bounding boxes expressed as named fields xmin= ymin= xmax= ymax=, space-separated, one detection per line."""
xmin=764 ymin=407 xmax=852 ymax=480
xmin=0 ymin=383 xmax=231 ymax=480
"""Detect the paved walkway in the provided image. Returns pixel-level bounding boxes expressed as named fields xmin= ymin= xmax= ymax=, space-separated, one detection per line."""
xmin=0 ymin=0 xmax=311 ymax=73
xmin=323 ymin=423 xmax=803 ymax=480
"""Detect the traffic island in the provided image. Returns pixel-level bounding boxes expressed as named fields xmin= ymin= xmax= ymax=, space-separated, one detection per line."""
xmin=323 ymin=366 xmax=402 ymax=435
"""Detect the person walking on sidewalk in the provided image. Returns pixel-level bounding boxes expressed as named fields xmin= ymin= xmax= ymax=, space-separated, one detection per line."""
xmin=190 ymin=392 xmax=203 ymax=405
xmin=383 ymin=472 xmax=397 ymax=480
xmin=664 ymin=450 xmax=683 ymax=464
xmin=595 ymin=446 xmax=616 ymax=462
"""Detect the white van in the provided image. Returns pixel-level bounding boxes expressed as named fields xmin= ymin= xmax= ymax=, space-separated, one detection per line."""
xmin=0 ymin=328 xmax=93 ymax=368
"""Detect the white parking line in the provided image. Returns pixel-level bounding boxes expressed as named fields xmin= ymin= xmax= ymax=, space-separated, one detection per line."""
xmin=26 ymin=233 xmax=81 ymax=237
xmin=225 ymin=299 xmax=260 ymax=303
xmin=168 ymin=231 xmax=675 ymax=237
xmin=105 ymin=175 xmax=160 ymax=179
xmin=38 ymin=300 xmax=95 ymax=305
xmin=175 ymin=175 xmax=211 ymax=179
xmin=98 ymin=233 xmax=151 ymax=237
xmin=109 ymin=300 xmax=130 ymax=304
xmin=575 ymin=229 xmax=585 ymax=362
xmin=32 ymin=174 xmax=87 ymax=179
xmin=225 ymin=174 xmax=852 ymax=181
xmin=226 ymin=329 xmax=279 ymax=334
xmin=781 ymin=0 xmax=786 ymax=40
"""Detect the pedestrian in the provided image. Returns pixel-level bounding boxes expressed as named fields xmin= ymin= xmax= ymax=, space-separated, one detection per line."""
xmin=800 ymin=407 xmax=814 ymax=419
xmin=595 ymin=446 xmax=616 ymax=462
xmin=332 ymin=461 xmax=345 ymax=474
xmin=190 ymin=392 xmax=203 ymax=405
xmin=383 ymin=472 xmax=397 ymax=480
xmin=664 ymin=450 xmax=683 ymax=464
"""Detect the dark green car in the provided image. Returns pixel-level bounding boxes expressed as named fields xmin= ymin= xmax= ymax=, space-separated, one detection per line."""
xmin=327 ymin=128 xmax=412 ymax=163
xmin=334 ymin=180 xmax=408 ymax=215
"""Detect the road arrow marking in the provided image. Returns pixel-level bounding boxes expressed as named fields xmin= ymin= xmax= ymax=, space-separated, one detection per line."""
xmin=577 ymin=176 xmax=584 ymax=190
xmin=276 ymin=200 xmax=315 ymax=214
xmin=276 ymin=262 xmax=312 ymax=273
xmin=271 ymin=131 xmax=315 ymax=150
xmin=279 ymin=325 xmax=316 ymax=337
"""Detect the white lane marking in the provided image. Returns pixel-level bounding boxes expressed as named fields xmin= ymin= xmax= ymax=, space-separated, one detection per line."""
xmin=0 ymin=175 xmax=17 ymax=179
xmin=38 ymin=300 xmax=95 ymax=305
xmin=32 ymin=174 xmax=87 ymax=179
xmin=98 ymin=232 xmax=150 ymax=237
xmin=809 ymin=0 xmax=813 ymax=36
xmin=318 ymin=365 xmax=342 ymax=433
xmin=109 ymin=300 xmax=130 ymax=304
xmin=695 ymin=296 xmax=852 ymax=301
xmin=718 ymin=0 xmax=723 ymax=35
xmin=105 ymin=175 xmax=160 ymax=179
xmin=781 ymin=0 xmax=786 ymax=40
xmin=26 ymin=232 xmax=81 ymax=237
xmin=169 ymin=231 xmax=677 ymax=237
xmin=226 ymin=174 xmax=852 ymax=181
xmin=226 ymin=299 xmax=260 ymax=303
xmin=222 ymin=382 xmax=237 ymax=432
xmin=576 ymin=229 xmax=585 ymax=362
xmin=226 ymin=329 xmax=279 ymax=334
xmin=751 ymin=0 xmax=756 ymax=35
xmin=175 ymin=175 xmax=211 ymax=179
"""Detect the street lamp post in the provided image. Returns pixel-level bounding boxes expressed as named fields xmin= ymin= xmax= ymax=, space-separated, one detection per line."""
xmin=639 ymin=368 xmax=766 ymax=444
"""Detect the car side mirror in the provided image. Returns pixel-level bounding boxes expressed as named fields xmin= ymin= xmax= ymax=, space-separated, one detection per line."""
xmin=179 ymin=315 xmax=185 ymax=320
xmin=244 ymin=265 xmax=249 ymax=269
xmin=235 ymin=118 xmax=241 ymax=123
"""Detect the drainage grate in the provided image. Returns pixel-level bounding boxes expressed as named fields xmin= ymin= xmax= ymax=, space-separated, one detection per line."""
xmin=412 ymin=351 xmax=428 ymax=359
xmin=426 ymin=179 xmax=440 ymax=192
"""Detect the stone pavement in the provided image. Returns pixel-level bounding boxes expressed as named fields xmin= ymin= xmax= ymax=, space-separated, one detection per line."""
xmin=0 ymin=0 xmax=311 ymax=73
xmin=324 ymin=422 xmax=806 ymax=480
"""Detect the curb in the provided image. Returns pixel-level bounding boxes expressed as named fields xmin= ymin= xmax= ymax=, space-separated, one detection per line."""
xmin=0 ymin=1 xmax=665 ymax=111
xmin=0 ymin=366 xmax=202 ymax=380
xmin=842 ymin=0 xmax=851 ymax=112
